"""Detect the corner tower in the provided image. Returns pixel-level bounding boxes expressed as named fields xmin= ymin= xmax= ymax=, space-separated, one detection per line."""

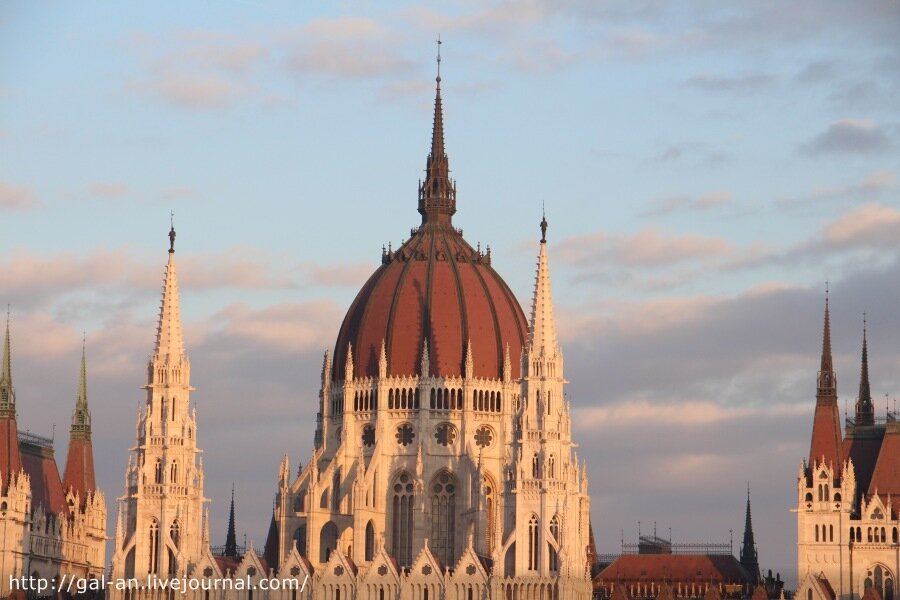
xmin=112 ymin=225 xmax=209 ymax=587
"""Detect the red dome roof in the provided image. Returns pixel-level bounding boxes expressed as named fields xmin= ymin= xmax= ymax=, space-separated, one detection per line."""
xmin=332 ymin=76 xmax=528 ymax=381
xmin=333 ymin=226 xmax=528 ymax=381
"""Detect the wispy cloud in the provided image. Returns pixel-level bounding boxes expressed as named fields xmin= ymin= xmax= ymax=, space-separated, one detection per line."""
xmin=684 ymin=73 xmax=775 ymax=94
xmin=88 ymin=182 xmax=130 ymax=199
xmin=642 ymin=191 xmax=734 ymax=217
xmin=0 ymin=181 xmax=41 ymax=211
xmin=557 ymin=228 xmax=732 ymax=268
xmin=800 ymin=119 xmax=893 ymax=156
xmin=776 ymin=171 xmax=896 ymax=207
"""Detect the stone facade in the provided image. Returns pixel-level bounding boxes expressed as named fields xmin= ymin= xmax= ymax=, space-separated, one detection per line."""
xmin=797 ymin=299 xmax=900 ymax=600
xmin=110 ymin=229 xmax=211 ymax=596
xmin=0 ymin=323 xmax=106 ymax=597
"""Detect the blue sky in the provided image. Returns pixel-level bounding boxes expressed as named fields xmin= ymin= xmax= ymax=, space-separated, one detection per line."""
xmin=2 ymin=1 xmax=899 ymax=583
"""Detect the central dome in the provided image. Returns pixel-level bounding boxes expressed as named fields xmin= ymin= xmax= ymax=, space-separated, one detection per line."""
xmin=332 ymin=76 xmax=527 ymax=381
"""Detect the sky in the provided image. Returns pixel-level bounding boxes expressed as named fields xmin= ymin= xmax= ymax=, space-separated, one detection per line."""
xmin=2 ymin=0 xmax=900 ymax=585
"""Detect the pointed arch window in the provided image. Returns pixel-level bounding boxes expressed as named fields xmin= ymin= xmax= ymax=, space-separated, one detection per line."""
xmin=532 ymin=453 xmax=540 ymax=478
xmin=319 ymin=521 xmax=338 ymax=563
xmin=149 ymin=519 xmax=160 ymax=574
xmin=549 ymin=514 xmax=560 ymax=572
xmin=365 ymin=521 xmax=375 ymax=562
xmin=484 ymin=476 xmax=497 ymax=554
xmin=431 ymin=471 xmax=456 ymax=567
xmin=528 ymin=515 xmax=539 ymax=571
xmin=170 ymin=461 xmax=178 ymax=484
xmin=170 ymin=520 xmax=180 ymax=548
xmin=155 ymin=459 xmax=163 ymax=484
xmin=548 ymin=455 xmax=556 ymax=479
xmin=391 ymin=472 xmax=414 ymax=567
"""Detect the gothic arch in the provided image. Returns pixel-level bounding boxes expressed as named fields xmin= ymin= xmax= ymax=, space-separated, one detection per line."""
xmin=430 ymin=470 xmax=457 ymax=567
xmin=391 ymin=471 xmax=415 ymax=567
xmin=320 ymin=521 xmax=338 ymax=563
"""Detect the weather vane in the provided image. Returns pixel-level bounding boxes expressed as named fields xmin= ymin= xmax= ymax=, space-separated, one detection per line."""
xmin=436 ymin=35 xmax=442 ymax=82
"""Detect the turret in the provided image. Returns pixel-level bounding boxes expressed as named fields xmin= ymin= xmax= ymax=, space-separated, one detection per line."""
xmin=63 ymin=338 xmax=97 ymax=500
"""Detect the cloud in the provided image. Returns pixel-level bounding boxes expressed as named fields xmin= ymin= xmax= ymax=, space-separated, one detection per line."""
xmin=281 ymin=18 xmax=414 ymax=80
xmin=776 ymin=171 xmax=896 ymax=207
xmin=684 ymin=73 xmax=775 ymax=93
xmin=309 ymin=263 xmax=374 ymax=287
xmin=794 ymin=60 xmax=839 ymax=84
xmin=0 ymin=182 xmax=41 ymax=211
xmin=820 ymin=203 xmax=900 ymax=250
xmin=642 ymin=190 xmax=734 ymax=216
xmin=153 ymin=73 xmax=242 ymax=109
xmin=800 ymin=119 xmax=893 ymax=156
xmin=557 ymin=227 xmax=733 ymax=269
xmin=88 ymin=182 xmax=129 ymax=199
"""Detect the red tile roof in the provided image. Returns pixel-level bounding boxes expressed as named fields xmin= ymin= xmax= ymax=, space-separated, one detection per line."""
xmin=868 ymin=425 xmax=900 ymax=501
xmin=20 ymin=440 xmax=66 ymax=515
xmin=62 ymin=437 xmax=96 ymax=500
xmin=332 ymin=225 xmax=528 ymax=381
xmin=596 ymin=554 xmax=753 ymax=587
xmin=809 ymin=399 xmax=843 ymax=477
xmin=0 ymin=418 xmax=22 ymax=492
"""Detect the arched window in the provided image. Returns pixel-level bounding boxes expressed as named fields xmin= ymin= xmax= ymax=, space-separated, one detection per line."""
xmin=170 ymin=461 xmax=178 ymax=484
xmin=851 ymin=527 xmax=856 ymax=542
xmin=548 ymin=455 xmax=556 ymax=479
xmin=549 ymin=515 xmax=560 ymax=572
xmin=332 ymin=469 xmax=341 ymax=511
xmin=319 ymin=521 xmax=338 ymax=563
xmin=391 ymin=472 xmax=414 ymax=567
xmin=830 ymin=524 xmax=834 ymax=542
xmin=365 ymin=521 xmax=375 ymax=562
xmin=155 ymin=459 xmax=163 ymax=484
xmin=532 ymin=453 xmax=540 ymax=478
xmin=528 ymin=515 xmax=539 ymax=571
xmin=484 ymin=476 xmax=497 ymax=554
xmin=149 ymin=519 xmax=160 ymax=574
xmin=431 ymin=471 xmax=456 ymax=567
xmin=815 ymin=524 xmax=819 ymax=542
xmin=293 ymin=525 xmax=307 ymax=555
xmin=170 ymin=520 xmax=180 ymax=548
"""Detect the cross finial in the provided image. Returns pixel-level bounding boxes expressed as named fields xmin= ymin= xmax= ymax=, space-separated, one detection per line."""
xmin=436 ymin=35 xmax=442 ymax=84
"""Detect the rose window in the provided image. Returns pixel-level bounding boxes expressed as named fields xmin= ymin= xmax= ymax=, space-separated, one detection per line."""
xmin=362 ymin=425 xmax=375 ymax=447
xmin=474 ymin=425 xmax=494 ymax=448
xmin=396 ymin=423 xmax=415 ymax=446
xmin=434 ymin=423 xmax=457 ymax=446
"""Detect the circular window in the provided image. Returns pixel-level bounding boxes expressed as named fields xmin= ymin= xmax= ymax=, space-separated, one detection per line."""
xmin=362 ymin=425 xmax=375 ymax=448
xmin=396 ymin=424 xmax=415 ymax=446
xmin=474 ymin=425 xmax=494 ymax=449
xmin=434 ymin=423 xmax=457 ymax=446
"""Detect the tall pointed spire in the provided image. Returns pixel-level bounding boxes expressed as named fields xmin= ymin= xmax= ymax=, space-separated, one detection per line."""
xmin=856 ymin=314 xmax=874 ymax=426
xmin=154 ymin=222 xmax=186 ymax=361
xmin=740 ymin=485 xmax=760 ymax=585
xmin=809 ymin=289 xmax=843 ymax=473
xmin=0 ymin=311 xmax=22 ymax=492
xmin=527 ymin=213 xmax=560 ymax=359
xmin=224 ymin=484 xmax=238 ymax=557
xmin=0 ymin=309 xmax=14 ymax=415
xmin=418 ymin=36 xmax=456 ymax=225
xmin=64 ymin=336 xmax=96 ymax=497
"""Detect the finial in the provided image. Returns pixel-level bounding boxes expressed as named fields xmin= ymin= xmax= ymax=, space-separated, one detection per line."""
xmin=169 ymin=212 xmax=176 ymax=253
xmin=436 ymin=34 xmax=442 ymax=85
xmin=540 ymin=204 xmax=548 ymax=243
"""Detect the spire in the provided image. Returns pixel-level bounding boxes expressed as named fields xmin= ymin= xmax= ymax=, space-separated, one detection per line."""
xmin=809 ymin=291 xmax=843 ymax=473
xmin=154 ymin=223 xmax=186 ymax=362
xmin=224 ymin=484 xmax=238 ymax=557
xmin=0 ymin=309 xmax=14 ymax=415
xmin=71 ymin=335 xmax=91 ymax=438
xmin=856 ymin=314 xmax=874 ymax=426
xmin=740 ymin=485 xmax=760 ymax=585
xmin=527 ymin=214 xmax=560 ymax=359
xmin=417 ymin=37 xmax=456 ymax=225
xmin=63 ymin=337 xmax=96 ymax=497
xmin=0 ymin=312 xmax=22 ymax=492
xmin=820 ymin=284 xmax=834 ymax=374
